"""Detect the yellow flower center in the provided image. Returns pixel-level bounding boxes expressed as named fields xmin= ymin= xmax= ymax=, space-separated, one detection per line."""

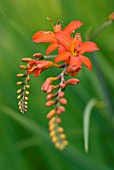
xmin=71 ymin=44 xmax=77 ymax=56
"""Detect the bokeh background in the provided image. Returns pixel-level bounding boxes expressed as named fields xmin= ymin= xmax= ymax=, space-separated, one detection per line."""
xmin=0 ymin=0 xmax=114 ymax=170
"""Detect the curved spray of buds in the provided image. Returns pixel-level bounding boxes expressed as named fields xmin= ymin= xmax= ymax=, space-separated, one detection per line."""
xmin=16 ymin=62 xmax=31 ymax=113
xmin=42 ymin=65 xmax=80 ymax=150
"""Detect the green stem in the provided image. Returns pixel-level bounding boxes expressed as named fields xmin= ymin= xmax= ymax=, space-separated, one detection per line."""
xmin=88 ymin=20 xmax=113 ymax=40
xmin=43 ymin=55 xmax=56 ymax=59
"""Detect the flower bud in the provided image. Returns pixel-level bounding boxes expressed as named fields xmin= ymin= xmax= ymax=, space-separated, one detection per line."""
xmin=60 ymin=98 xmax=67 ymax=105
xmin=46 ymin=100 xmax=55 ymax=107
xmin=26 ymin=85 xmax=30 ymax=89
xmin=17 ymin=89 xmax=22 ymax=93
xmin=56 ymin=118 xmax=61 ymax=124
xmin=46 ymin=94 xmax=53 ymax=100
xmin=47 ymin=109 xmax=56 ymax=118
xmin=48 ymin=117 xmax=56 ymax=125
xmin=52 ymin=136 xmax=58 ymax=143
xmin=24 ymin=101 xmax=28 ymax=105
xmin=49 ymin=124 xmax=55 ymax=131
xmin=19 ymin=65 xmax=27 ymax=70
xmin=58 ymin=91 xmax=64 ymax=97
xmin=25 ymin=96 xmax=28 ymax=100
xmin=60 ymin=83 xmax=66 ymax=89
xmin=25 ymin=91 xmax=29 ymax=95
xmin=16 ymin=74 xmax=27 ymax=78
xmin=22 ymin=58 xmax=32 ymax=62
xmin=24 ymin=105 xmax=28 ymax=108
xmin=58 ymin=127 xmax=64 ymax=133
xmin=16 ymin=81 xmax=23 ymax=85
xmin=60 ymin=134 xmax=66 ymax=139
xmin=33 ymin=53 xmax=43 ymax=59
xmin=42 ymin=77 xmax=56 ymax=92
xmin=55 ymin=142 xmax=60 ymax=149
xmin=26 ymin=77 xmax=30 ymax=81
xmin=46 ymin=85 xmax=53 ymax=93
xmin=66 ymin=78 xmax=80 ymax=85
xmin=50 ymin=131 xmax=55 ymax=138
xmin=17 ymin=94 xmax=23 ymax=99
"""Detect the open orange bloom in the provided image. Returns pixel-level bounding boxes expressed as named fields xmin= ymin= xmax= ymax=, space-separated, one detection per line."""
xmin=27 ymin=59 xmax=59 ymax=77
xmin=32 ymin=20 xmax=83 ymax=55
xmin=54 ymin=32 xmax=99 ymax=75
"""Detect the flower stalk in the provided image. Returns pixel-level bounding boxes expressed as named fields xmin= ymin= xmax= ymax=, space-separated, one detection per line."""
xmin=16 ymin=18 xmax=99 ymax=150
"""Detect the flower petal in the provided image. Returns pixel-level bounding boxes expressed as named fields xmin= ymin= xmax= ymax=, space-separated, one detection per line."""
xmin=63 ymin=20 xmax=83 ymax=34
xmin=54 ymin=51 xmax=71 ymax=63
xmin=34 ymin=70 xmax=42 ymax=77
xmin=79 ymin=41 xmax=99 ymax=54
xmin=58 ymin=45 xmax=66 ymax=53
xmin=46 ymin=42 xmax=59 ymax=55
xmin=79 ymin=55 xmax=92 ymax=70
xmin=69 ymin=56 xmax=81 ymax=66
xmin=32 ymin=31 xmax=56 ymax=43
xmin=56 ymin=31 xmax=72 ymax=51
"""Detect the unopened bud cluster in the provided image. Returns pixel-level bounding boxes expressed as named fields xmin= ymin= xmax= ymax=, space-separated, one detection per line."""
xmin=41 ymin=65 xmax=80 ymax=150
xmin=16 ymin=61 xmax=30 ymax=113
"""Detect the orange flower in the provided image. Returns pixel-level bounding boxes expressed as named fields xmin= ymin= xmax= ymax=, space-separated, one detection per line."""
xmin=27 ymin=59 xmax=59 ymax=77
xmin=32 ymin=20 xmax=83 ymax=55
xmin=54 ymin=32 xmax=99 ymax=75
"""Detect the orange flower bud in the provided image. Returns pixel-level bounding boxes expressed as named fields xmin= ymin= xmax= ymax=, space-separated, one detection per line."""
xmin=47 ymin=109 xmax=56 ymax=119
xmin=58 ymin=91 xmax=64 ymax=97
xmin=59 ymin=106 xmax=65 ymax=112
xmin=46 ymin=100 xmax=55 ymax=107
xmin=48 ymin=117 xmax=56 ymax=125
xmin=66 ymin=78 xmax=80 ymax=85
xmin=22 ymin=58 xmax=32 ymax=62
xmin=26 ymin=77 xmax=30 ymax=81
xmin=33 ymin=53 xmax=43 ymax=59
xmin=60 ymin=83 xmax=66 ymax=89
xmin=42 ymin=77 xmax=56 ymax=92
xmin=58 ymin=127 xmax=64 ymax=133
xmin=46 ymin=94 xmax=53 ymax=100
xmin=26 ymin=85 xmax=30 ymax=89
xmin=49 ymin=124 xmax=55 ymax=131
xmin=19 ymin=65 xmax=27 ymax=70
xmin=16 ymin=74 xmax=27 ymax=78
xmin=46 ymin=85 xmax=53 ymax=93
xmin=16 ymin=81 xmax=23 ymax=85
xmin=56 ymin=118 xmax=61 ymax=124
xmin=56 ymin=109 xmax=61 ymax=115
xmin=50 ymin=131 xmax=55 ymax=138
xmin=57 ymin=106 xmax=65 ymax=114
xmin=59 ymin=98 xmax=67 ymax=105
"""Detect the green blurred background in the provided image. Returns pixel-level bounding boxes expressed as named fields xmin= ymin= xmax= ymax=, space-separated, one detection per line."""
xmin=0 ymin=0 xmax=114 ymax=170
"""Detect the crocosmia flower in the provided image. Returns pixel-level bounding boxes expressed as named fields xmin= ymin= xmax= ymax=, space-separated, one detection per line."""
xmin=32 ymin=20 xmax=83 ymax=55
xmin=54 ymin=32 xmax=99 ymax=75
xmin=27 ymin=59 xmax=59 ymax=77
